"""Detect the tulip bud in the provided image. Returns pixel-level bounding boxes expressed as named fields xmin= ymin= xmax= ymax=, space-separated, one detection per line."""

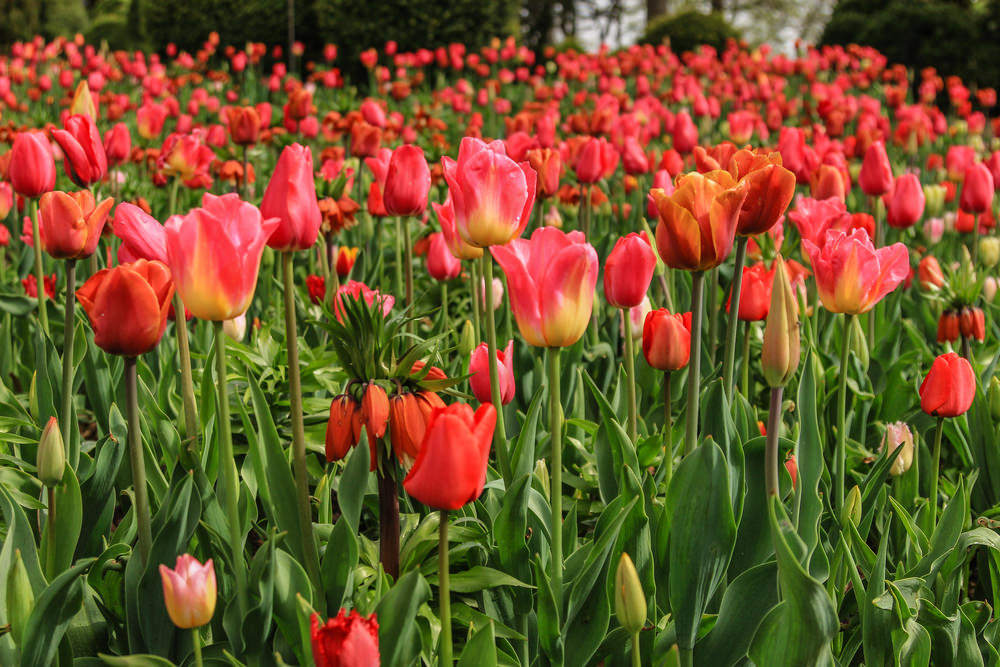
xmin=986 ymin=277 xmax=999 ymax=303
xmin=850 ymin=315 xmax=869 ymax=372
xmin=37 ymin=417 xmax=65 ymax=487
xmin=841 ymin=485 xmax=862 ymax=529
xmin=761 ymin=255 xmax=800 ymax=387
xmin=615 ymin=552 xmax=646 ymax=635
xmin=981 ymin=238 xmax=1000 ymax=269
xmin=6 ymin=549 xmax=34 ymax=646
xmin=880 ymin=422 xmax=914 ymax=476
xmin=458 ymin=320 xmax=476 ymax=358
xmin=989 ymin=377 xmax=1000 ymax=421
xmin=923 ymin=184 xmax=946 ymax=218
xmin=29 ymin=372 xmax=39 ymax=421
xmin=223 ymin=313 xmax=247 ymax=342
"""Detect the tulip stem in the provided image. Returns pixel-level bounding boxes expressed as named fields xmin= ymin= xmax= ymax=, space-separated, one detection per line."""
xmin=722 ymin=237 xmax=748 ymax=401
xmin=868 ymin=197 xmax=883 ymax=353
xmin=45 ymin=487 xmax=56 ymax=579
xmin=30 ymin=198 xmax=49 ymax=336
xmin=481 ymin=253 xmax=511 ymax=483
xmin=281 ymin=252 xmax=324 ymax=612
xmin=631 ymin=633 xmax=641 ymax=667
xmin=438 ymin=509 xmax=452 ymax=666
xmin=836 ymin=314 xmax=854 ymax=513
xmin=581 ymin=184 xmax=591 ymax=239
xmin=394 ymin=218 xmax=403 ymax=304
xmin=61 ymin=259 xmax=76 ymax=468
xmin=469 ymin=260 xmax=481 ymax=344
xmin=241 ymin=146 xmax=250 ymax=201
xmin=376 ymin=446 xmax=400 ymax=579
xmin=547 ymin=348 xmax=563 ymax=616
xmin=684 ymin=271 xmax=705 ymax=456
xmin=623 ymin=309 xmax=638 ymax=443
xmin=213 ymin=321 xmax=248 ymax=620
xmin=192 ymin=626 xmax=203 ymax=667
xmin=173 ymin=293 xmax=200 ymax=456
xmin=124 ymin=356 xmax=152 ymax=567
xmin=707 ymin=267 xmax=720 ymax=364
xmin=403 ymin=217 xmax=414 ymax=334
xmin=741 ymin=322 xmax=751 ymax=398
xmin=929 ymin=416 xmax=945 ymax=533
xmin=765 ymin=386 xmax=784 ymax=498
xmin=441 ymin=283 xmax=450 ymax=336
xmin=973 ymin=215 xmax=981 ymax=267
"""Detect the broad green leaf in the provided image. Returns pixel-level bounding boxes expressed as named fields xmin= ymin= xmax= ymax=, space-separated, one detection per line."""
xmin=430 ymin=566 xmax=533 ymax=593
xmin=39 ymin=462 xmax=83 ymax=575
xmin=322 ymin=516 xmax=360 ymax=612
xmin=20 ymin=559 xmax=94 ymax=667
xmin=376 ymin=570 xmax=431 ymax=667
xmin=695 ymin=561 xmax=779 ymax=667
xmin=457 ymin=620 xmax=498 ymax=667
xmin=338 ymin=433 xmax=370 ymax=535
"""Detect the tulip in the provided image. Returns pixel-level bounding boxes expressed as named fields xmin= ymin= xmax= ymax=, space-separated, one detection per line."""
xmin=383 ymin=145 xmax=431 ymax=217
xmin=858 ymin=140 xmax=893 ymax=197
xmin=38 ymin=190 xmax=113 ymax=260
xmin=469 ymin=340 xmax=515 ymax=405
xmin=960 ymin=163 xmax=995 ymax=214
xmin=388 ymin=390 xmax=445 ymax=468
xmin=335 ymin=246 xmax=359 ymax=277
xmin=574 ymin=136 xmax=619 ymax=184
xmin=526 ymin=147 xmax=562 ymax=199
xmin=226 ymin=106 xmax=261 ymax=146
xmin=76 ymin=259 xmax=174 ymax=356
xmin=433 ymin=195 xmax=482 ymax=260
xmin=223 ymin=313 xmax=247 ymax=342
xmin=69 ymin=80 xmax=97 ymax=119
xmin=761 ymin=256 xmax=800 ymax=388
xmin=137 ymin=102 xmax=168 ymax=140
xmin=731 ymin=150 xmax=796 ymax=236
xmin=802 ymin=229 xmax=909 ymax=315
xmin=426 ymin=232 xmax=461 ymax=281
xmin=727 ymin=261 xmax=773 ymax=322
xmin=311 ymin=610 xmax=380 ymax=667
xmin=649 ymin=170 xmax=747 ymax=272
xmin=52 ymin=114 xmax=108 ymax=187
xmin=615 ymin=553 xmax=647 ymax=638
xmin=917 ymin=255 xmax=944 ymax=291
xmin=114 ymin=203 xmax=168 ymax=264
xmin=621 ymin=136 xmax=650 ymax=175
xmin=603 ymin=232 xmax=656 ymax=309
xmin=261 ymin=143 xmax=321 ymax=252
xmin=442 ymin=137 xmax=536 ymax=248
xmin=9 ymin=131 xmax=56 ymax=198
xmin=642 ymin=309 xmax=692 ymax=371
xmin=402 ymin=403 xmax=496 ymax=510
xmin=103 ymin=123 xmax=131 ymax=166
xmin=6 ymin=549 xmax=33 ymax=647
xmin=37 ymin=417 xmax=65 ymax=488
xmin=0 ymin=182 xmax=12 ymax=219
xmin=672 ymin=110 xmax=698 ymax=153
xmin=158 ymin=131 xmax=215 ymax=189
xmin=810 ymin=164 xmax=846 ymax=201
xmin=881 ymin=422 xmax=914 ymax=477
xmin=886 ymin=173 xmax=925 ymax=228
xmin=159 ymin=554 xmax=217 ymax=629
xmin=165 ymin=193 xmax=280 ymax=321
xmin=491 ymin=226 xmax=598 ymax=348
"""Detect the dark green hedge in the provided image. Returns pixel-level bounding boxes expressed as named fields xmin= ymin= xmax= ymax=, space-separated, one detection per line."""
xmin=638 ymin=10 xmax=741 ymax=55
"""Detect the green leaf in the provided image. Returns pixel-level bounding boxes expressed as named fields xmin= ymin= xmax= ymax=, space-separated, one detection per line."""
xmin=322 ymin=516 xmax=359 ymax=612
xmin=533 ymin=556 xmax=563 ymax=665
xmin=495 ymin=474 xmax=531 ymax=583
xmin=667 ymin=439 xmax=737 ymax=651
xmin=701 ymin=379 xmax=745 ymax=523
xmin=510 ymin=385 xmax=543 ymax=481
xmin=457 ymin=620 xmax=497 ymax=667
xmin=796 ymin=349 xmax=825 ymax=572
xmin=338 ymin=433 xmax=371 ymax=535
xmin=20 ymin=559 xmax=94 ymax=667
xmin=375 ymin=570 xmax=431 ymax=667
xmin=429 ymin=566 xmax=533 ymax=593
xmin=99 ymin=654 xmax=178 ymax=666
xmin=39 ymin=462 xmax=83 ymax=575
xmin=695 ymin=562 xmax=779 ymax=667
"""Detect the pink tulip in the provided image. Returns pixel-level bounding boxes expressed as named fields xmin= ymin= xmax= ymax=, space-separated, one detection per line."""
xmin=442 ymin=137 xmax=536 ymax=248
xmin=383 ymin=145 xmax=431 ymax=217
xmin=159 ymin=554 xmax=216 ymax=629
xmin=885 ymin=174 xmax=925 ymax=229
xmin=469 ymin=340 xmax=515 ymax=404
xmin=426 ymin=232 xmax=461 ymax=281
xmin=114 ymin=203 xmax=167 ymax=264
xmin=51 ymin=114 xmax=108 ymax=187
xmin=491 ymin=226 xmax=599 ymax=348
xmin=960 ymin=163 xmax=995 ymax=214
xmin=433 ymin=195 xmax=482 ymax=260
xmin=858 ymin=140 xmax=893 ymax=197
xmin=165 ymin=193 xmax=280 ymax=321
xmin=574 ymin=136 xmax=619 ymax=184
xmin=261 ymin=143 xmax=322 ymax=251
xmin=604 ymin=232 xmax=656 ymax=309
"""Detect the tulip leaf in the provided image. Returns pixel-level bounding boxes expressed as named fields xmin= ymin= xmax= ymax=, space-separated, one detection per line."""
xmin=796 ymin=349 xmax=826 ymax=573
xmin=909 ymin=476 xmax=968 ymax=578
xmin=39 ymin=462 xmax=82 ymax=575
xmin=694 ymin=561 xmax=779 ymax=667
xmin=667 ymin=438 xmax=737 ymax=651
xmin=429 ymin=566 xmax=532 ymax=593
xmin=0 ymin=292 xmax=37 ymax=316
xmin=457 ymin=620 xmax=498 ymax=667
xmin=0 ymin=484 xmax=46 ymax=665
xmin=375 ymin=570 xmax=432 ymax=667
xmin=338 ymin=431 xmax=371 ymax=535
xmin=495 ymin=473 xmax=531 ymax=582
xmin=272 ymin=548 xmax=315 ymax=666
xmin=98 ymin=654 xmax=178 ymax=666
xmin=701 ymin=379 xmax=745 ymax=523
xmin=533 ymin=556 xmax=563 ymax=665
xmin=321 ymin=515 xmax=359 ymax=611
xmin=510 ymin=385 xmax=543 ymax=481
xmin=20 ymin=558 xmax=94 ymax=667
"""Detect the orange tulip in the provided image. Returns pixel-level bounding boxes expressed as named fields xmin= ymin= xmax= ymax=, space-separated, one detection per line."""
xmin=38 ymin=190 xmax=113 ymax=260
xmin=731 ymin=150 xmax=796 ymax=236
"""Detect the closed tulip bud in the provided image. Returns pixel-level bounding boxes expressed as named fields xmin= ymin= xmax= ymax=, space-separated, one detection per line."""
xmin=469 ymin=340 xmax=516 ymax=405
xmin=923 ymin=184 xmax=947 ymax=217
xmin=52 ymin=114 xmax=108 ymax=188
xmin=642 ymin=308 xmax=692 ymax=371
xmin=920 ymin=352 xmax=976 ymax=417
xmin=989 ymin=377 xmax=1000 ymax=421
xmin=103 ymin=123 xmax=131 ymax=166
xmin=615 ymin=552 xmax=646 ymax=636
xmin=5 ymin=549 xmax=33 ymax=647
xmin=226 ymin=106 xmax=261 ymax=147
xmin=604 ymin=233 xmax=656 ymax=309
xmin=261 ymin=143 xmax=321 ymax=252
xmin=426 ymin=232 xmax=461 ymax=281
xmin=70 ymin=80 xmax=97 ymax=119
xmin=38 ymin=416 xmax=65 ymax=487
xmin=10 ymin=131 xmax=56 ymax=198
xmin=458 ymin=320 xmax=476 ymax=357
xmin=159 ymin=554 xmax=217 ymax=629
xmin=886 ymin=173 xmax=926 ymax=229
xmin=880 ymin=422 xmax=914 ymax=476
xmin=526 ymin=147 xmax=561 ymax=198
xmin=917 ymin=255 xmax=944 ymax=291
xmin=335 ymin=246 xmax=359 ymax=278
xmin=761 ymin=256 xmax=800 ymax=388
xmin=985 ymin=277 xmax=999 ymax=303
xmin=383 ymin=145 xmax=431 ymax=217
xmin=849 ymin=315 xmax=869 ymax=372
xmin=960 ymin=163 xmax=994 ymax=214
xmin=980 ymin=238 xmax=1000 ymax=268
xmin=841 ymin=485 xmax=862 ymax=528
xmin=859 ymin=140 xmax=893 ymax=197
xmin=311 ymin=610 xmax=380 ymax=667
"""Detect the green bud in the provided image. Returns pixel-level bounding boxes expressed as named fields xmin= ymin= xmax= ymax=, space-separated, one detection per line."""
xmin=37 ymin=417 xmax=65 ymax=488
xmin=842 ymin=485 xmax=862 ymax=529
xmin=989 ymin=377 xmax=1000 ymax=422
xmin=6 ymin=549 xmax=34 ymax=647
xmin=924 ymin=184 xmax=947 ymax=217
xmin=29 ymin=371 xmax=38 ymax=422
xmin=761 ymin=255 xmax=800 ymax=388
xmin=981 ymin=238 xmax=1000 ymax=269
xmin=849 ymin=316 xmax=869 ymax=372
xmin=458 ymin=320 xmax=476 ymax=358
xmin=615 ymin=552 xmax=646 ymax=635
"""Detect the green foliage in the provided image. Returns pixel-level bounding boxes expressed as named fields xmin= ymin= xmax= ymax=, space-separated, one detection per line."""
xmin=638 ymin=10 xmax=741 ymax=54
xmin=0 ymin=0 xmax=41 ymax=44
xmin=43 ymin=0 xmax=89 ymax=39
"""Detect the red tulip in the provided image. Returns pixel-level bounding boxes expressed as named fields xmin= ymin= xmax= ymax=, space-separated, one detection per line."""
xmin=672 ymin=111 xmax=698 ymax=153
xmin=261 ymin=143 xmax=321 ymax=251
xmin=802 ymin=229 xmax=909 ymax=315
xmin=226 ymin=106 xmax=261 ymax=147
xmin=103 ymin=123 xmax=131 ymax=166
xmin=426 ymin=232 xmax=461 ymax=281
xmin=9 ymin=131 xmax=56 ymax=198
xmin=603 ymin=232 xmax=656 ymax=309
xmin=858 ymin=140 xmax=893 ymax=197
xmin=164 ymin=193 xmax=279 ymax=321
xmin=137 ymin=102 xmax=168 ymax=140
xmin=574 ymin=136 xmax=619 ymax=184
xmin=885 ymin=173 xmax=926 ymax=229
xmin=402 ymin=403 xmax=496 ymax=510
xmin=732 ymin=150 xmax=796 ymax=236
xmin=621 ymin=136 xmax=650 ymax=175
xmin=442 ymin=137 xmax=536 ymax=248
xmin=158 ymin=131 xmax=215 ymax=189
xmin=960 ymin=163 xmax=995 ymax=214
xmin=383 ymin=145 xmax=431 ymax=217
xmin=114 ymin=203 xmax=167 ymax=264
xmin=76 ymin=259 xmax=174 ymax=356
xmin=38 ymin=190 xmax=113 ymax=260
xmin=335 ymin=246 xmax=359 ymax=277
xmin=642 ymin=309 xmax=692 ymax=371
xmin=726 ymin=261 xmax=774 ymax=322
xmin=919 ymin=352 xmax=975 ymax=417
xmin=491 ymin=226 xmax=599 ymax=348
xmin=52 ymin=114 xmax=108 ymax=187
xmin=469 ymin=340 xmax=515 ymax=405
xmin=311 ymin=610 xmax=380 ymax=667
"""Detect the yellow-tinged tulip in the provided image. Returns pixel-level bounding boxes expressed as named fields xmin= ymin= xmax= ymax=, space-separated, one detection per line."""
xmin=761 ymin=255 xmax=800 ymax=388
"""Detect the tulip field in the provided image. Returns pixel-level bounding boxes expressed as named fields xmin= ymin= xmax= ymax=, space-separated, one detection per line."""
xmin=3 ymin=31 xmax=1000 ymax=667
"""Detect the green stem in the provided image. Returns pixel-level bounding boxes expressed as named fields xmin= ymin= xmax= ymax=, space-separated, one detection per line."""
xmin=61 ymin=259 xmax=76 ymax=467
xmin=173 ymin=293 xmax=200 ymax=456
xmin=438 ymin=510 xmax=452 ymax=666
xmin=441 ymin=283 xmax=449 ymax=335
xmin=482 ymin=254 xmax=511 ymax=483
xmin=707 ymin=267 xmax=719 ymax=365
xmin=722 ymin=237 xmax=748 ymax=401
xmin=973 ymin=215 xmax=981 ymax=267
xmin=740 ymin=321 xmax=751 ymax=399
xmin=403 ymin=217 xmax=414 ymax=334
xmin=192 ymin=626 xmax=204 ymax=667
xmin=213 ymin=321 xmax=248 ymax=619
xmin=836 ymin=314 xmax=854 ymax=513
xmin=631 ymin=633 xmax=641 ymax=667
xmin=45 ymin=487 xmax=56 ymax=579
xmin=679 ymin=647 xmax=694 ymax=667
xmin=581 ymin=184 xmax=591 ymax=239
xmin=547 ymin=348 xmax=563 ymax=617
xmin=125 ymin=357 xmax=152 ymax=566
xmin=929 ymin=416 xmax=945 ymax=533
xmin=241 ymin=145 xmax=250 ymax=201
xmin=623 ymin=309 xmax=638 ymax=442
xmin=281 ymin=252 xmax=324 ymax=612
xmin=684 ymin=271 xmax=705 ymax=456
xmin=764 ymin=386 xmax=783 ymax=498
xmin=394 ymin=218 xmax=403 ymax=301
xmin=663 ymin=371 xmax=673 ymax=492
xmin=168 ymin=176 xmax=181 ymax=219
xmin=868 ymin=197 xmax=882 ymax=352
xmin=30 ymin=198 xmax=49 ymax=336
xmin=469 ymin=260 xmax=481 ymax=344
